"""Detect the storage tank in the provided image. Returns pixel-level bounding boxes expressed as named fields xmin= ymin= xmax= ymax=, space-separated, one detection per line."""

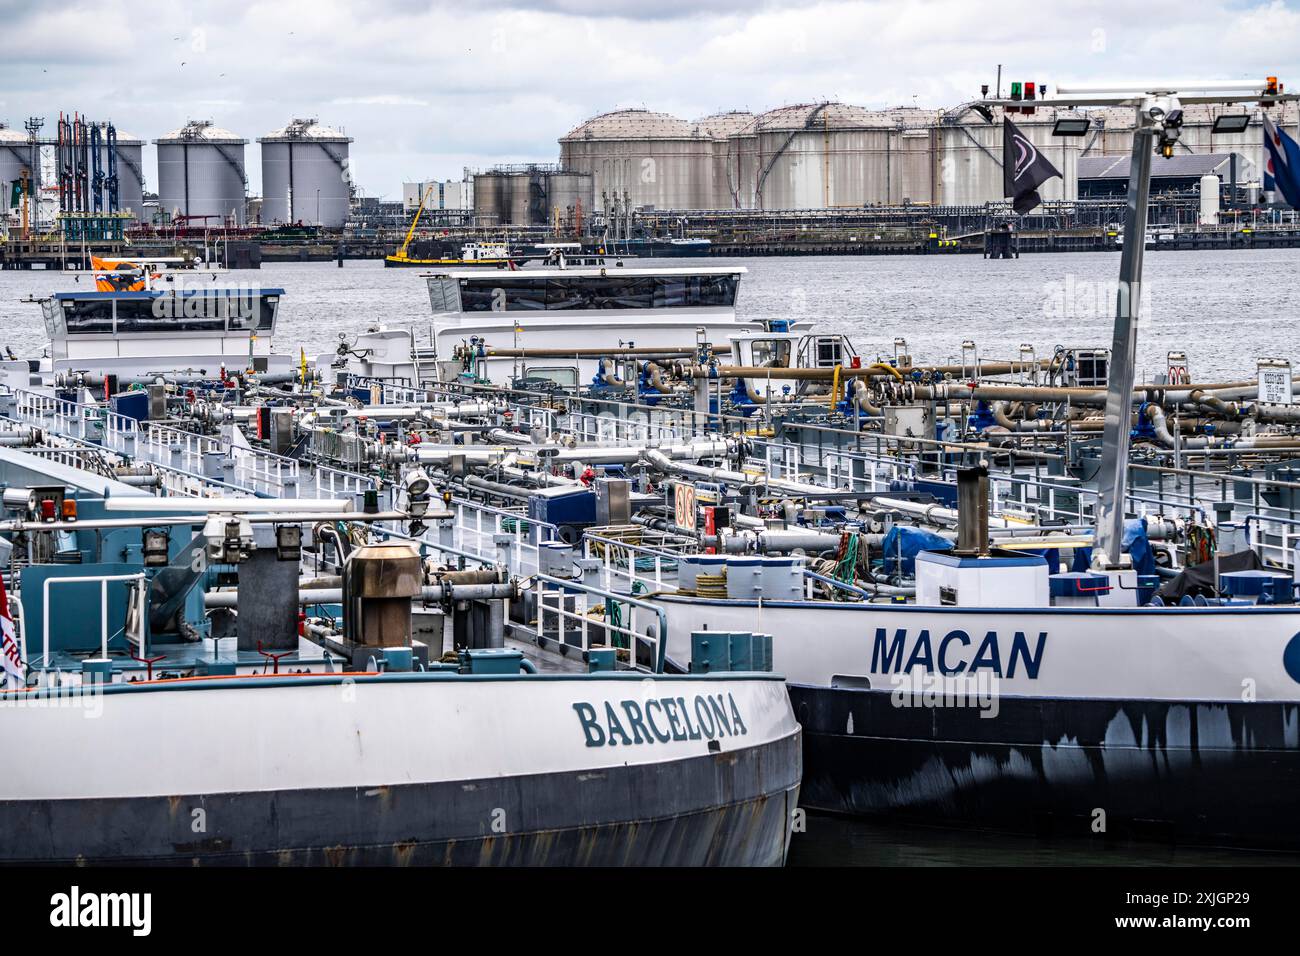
xmin=1200 ymin=173 xmax=1221 ymax=225
xmin=507 ymin=169 xmax=539 ymax=226
xmin=560 ymin=109 xmax=714 ymax=210
xmin=258 ymin=118 xmax=354 ymax=227
xmin=543 ymin=170 xmax=595 ymax=228
xmin=938 ymin=104 xmax=1082 ymax=205
xmin=693 ymin=111 xmax=754 ymax=208
xmin=0 ymin=123 xmax=37 ymax=227
xmin=725 ymin=103 xmax=945 ymax=209
xmin=155 ymin=120 xmax=248 ymax=225
xmin=472 ymin=170 xmax=509 ymax=226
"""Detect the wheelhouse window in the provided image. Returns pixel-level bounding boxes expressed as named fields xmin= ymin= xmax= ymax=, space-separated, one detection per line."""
xmin=459 ymin=274 xmax=738 ymax=312
xmin=522 ymin=366 xmax=579 ymax=388
xmin=61 ymin=299 xmax=113 ymax=333
xmin=750 ymin=339 xmax=792 ymax=368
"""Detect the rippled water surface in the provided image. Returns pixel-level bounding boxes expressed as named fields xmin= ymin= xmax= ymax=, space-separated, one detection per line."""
xmin=2 ymin=249 xmax=1297 ymax=381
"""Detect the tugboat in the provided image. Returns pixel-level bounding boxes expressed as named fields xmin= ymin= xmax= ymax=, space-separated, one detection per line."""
xmin=384 ymin=185 xmax=520 ymax=268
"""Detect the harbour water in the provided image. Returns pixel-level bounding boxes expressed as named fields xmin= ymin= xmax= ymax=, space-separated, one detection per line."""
xmin=2 ymin=248 xmax=1297 ymax=381
xmin=788 ymin=814 xmax=1300 ymax=866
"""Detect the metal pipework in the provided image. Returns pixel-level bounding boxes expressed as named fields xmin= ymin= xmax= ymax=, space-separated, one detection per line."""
xmin=203 ymin=580 xmax=519 ymax=608
xmin=992 ymin=401 xmax=1103 ymax=432
xmin=1251 ymin=402 xmax=1300 ymax=423
xmin=0 ymin=428 xmax=40 ymax=447
xmin=0 ymin=510 xmax=413 ymax=533
xmin=418 ymin=438 xmax=729 ymax=469
xmin=468 ymin=346 xmax=709 ymax=359
xmin=704 ymin=527 xmax=864 ymax=555
xmin=486 ymin=429 xmax=533 ymax=446
xmin=906 ymin=378 xmax=1300 ymax=409
xmin=642 ymin=448 xmax=834 ymax=499
xmin=1144 ymin=404 xmax=1299 ymax=450
xmin=643 ymin=362 xmax=674 ymax=394
xmin=340 ymin=402 xmax=503 ymax=420
xmin=103 ymin=496 xmax=350 ymax=514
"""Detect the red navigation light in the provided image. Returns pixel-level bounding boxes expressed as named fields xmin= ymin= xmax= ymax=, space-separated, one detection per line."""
xmin=40 ymin=500 xmax=56 ymax=522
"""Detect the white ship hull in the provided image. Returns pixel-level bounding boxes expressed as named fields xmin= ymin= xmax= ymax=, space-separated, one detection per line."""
xmin=1 ymin=670 xmax=801 ymax=865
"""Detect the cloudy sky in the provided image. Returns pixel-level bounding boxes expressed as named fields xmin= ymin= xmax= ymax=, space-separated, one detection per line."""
xmin=2 ymin=0 xmax=1298 ymax=199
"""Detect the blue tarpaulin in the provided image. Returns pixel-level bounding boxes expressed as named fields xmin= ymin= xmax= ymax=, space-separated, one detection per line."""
xmin=1071 ymin=518 xmax=1154 ymax=575
xmin=881 ymin=526 xmax=953 ymax=576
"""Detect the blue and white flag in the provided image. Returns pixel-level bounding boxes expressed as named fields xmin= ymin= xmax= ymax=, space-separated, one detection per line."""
xmin=1262 ymin=113 xmax=1300 ymax=208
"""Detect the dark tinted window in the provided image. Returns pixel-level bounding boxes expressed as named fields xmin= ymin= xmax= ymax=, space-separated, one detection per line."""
xmin=225 ymin=295 xmax=276 ymax=332
xmin=114 ymin=296 xmax=223 ymax=333
xmin=62 ymin=300 xmax=113 ymax=333
xmin=459 ymin=274 xmax=736 ymax=312
xmin=112 ymin=294 xmax=274 ymax=332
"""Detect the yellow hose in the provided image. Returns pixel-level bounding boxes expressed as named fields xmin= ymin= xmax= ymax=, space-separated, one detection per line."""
xmin=867 ymin=362 xmax=904 ymax=381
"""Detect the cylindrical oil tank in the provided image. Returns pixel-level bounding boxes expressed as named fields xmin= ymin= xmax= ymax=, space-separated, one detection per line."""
xmin=472 ymin=170 xmax=509 ymax=227
xmin=938 ymin=104 xmax=1081 ymax=205
xmin=544 ymin=171 xmax=595 ymax=226
xmin=93 ymin=125 xmax=146 ymax=221
xmin=155 ymin=120 xmax=248 ymax=225
xmin=507 ymin=170 xmax=536 ymax=226
xmin=692 ymin=111 xmax=753 ymax=209
xmin=258 ymin=118 xmax=353 ymax=227
xmin=1200 ymin=173 xmax=1221 ymax=225
xmin=725 ymin=103 xmax=943 ymax=209
xmin=0 ymin=124 xmax=38 ymax=228
xmin=560 ymin=109 xmax=714 ymax=210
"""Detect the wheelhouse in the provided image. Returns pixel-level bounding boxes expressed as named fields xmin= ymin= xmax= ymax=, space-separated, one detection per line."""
xmin=425 ymin=267 xmax=743 ymax=315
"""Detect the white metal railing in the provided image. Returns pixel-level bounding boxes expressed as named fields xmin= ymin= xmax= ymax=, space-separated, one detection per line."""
xmin=12 ymin=389 xmax=140 ymax=452
xmin=566 ymin=410 xmax=689 ymax=446
xmin=1246 ymin=515 xmax=1300 ymax=570
xmin=533 ymin=576 xmax=663 ymax=673
xmin=347 ymin=375 xmax=557 ymax=436
xmin=451 ymin=498 xmax=557 ymax=575
xmin=582 ymin=533 xmax=680 ymax=593
xmin=41 ymin=572 xmax=146 ymax=669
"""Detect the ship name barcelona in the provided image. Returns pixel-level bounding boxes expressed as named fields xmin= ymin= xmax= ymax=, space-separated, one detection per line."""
xmin=573 ymin=693 xmax=749 ymax=747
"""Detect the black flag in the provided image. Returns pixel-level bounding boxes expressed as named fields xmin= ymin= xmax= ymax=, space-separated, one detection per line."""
xmin=1003 ymin=116 xmax=1061 ymax=215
